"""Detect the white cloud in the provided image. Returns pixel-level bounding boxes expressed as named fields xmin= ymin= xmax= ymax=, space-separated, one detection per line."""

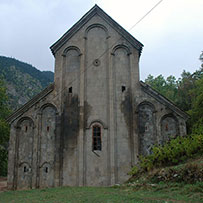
xmin=0 ymin=0 xmax=202 ymax=79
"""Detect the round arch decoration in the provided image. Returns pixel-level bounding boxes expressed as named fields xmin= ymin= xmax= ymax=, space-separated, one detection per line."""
xmin=62 ymin=46 xmax=82 ymax=57
xmin=86 ymin=119 xmax=108 ymax=129
xmin=160 ymin=113 xmax=179 ymax=144
xmin=85 ymin=23 xmax=109 ymax=39
xmin=111 ymin=44 xmax=132 ymax=55
xmin=39 ymin=103 xmax=58 ymax=115
xmin=136 ymin=101 xmax=157 ymax=156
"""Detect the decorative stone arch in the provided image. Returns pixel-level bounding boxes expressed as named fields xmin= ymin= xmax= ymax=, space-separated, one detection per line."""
xmin=62 ymin=46 xmax=81 ymax=81
xmin=39 ymin=103 xmax=58 ymax=115
xmin=85 ymin=23 xmax=109 ymax=39
xmin=38 ymin=103 xmax=58 ymax=188
xmin=62 ymin=46 xmax=82 ymax=57
xmin=40 ymin=161 xmax=53 ymax=173
xmin=160 ymin=113 xmax=179 ymax=144
xmin=136 ymin=101 xmax=157 ymax=156
xmin=15 ymin=116 xmax=34 ymax=190
xmin=16 ymin=116 xmax=34 ymax=129
xmin=39 ymin=161 xmax=54 ymax=188
xmin=87 ymin=119 xmax=108 ymax=129
xmin=136 ymin=100 xmax=156 ymax=113
xmin=111 ymin=44 xmax=132 ymax=55
xmin=18 ymin=162 xmax=31 ymax=173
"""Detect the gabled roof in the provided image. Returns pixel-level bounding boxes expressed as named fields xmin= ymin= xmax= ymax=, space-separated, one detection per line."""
xmin=50 ymin=4 xmax=143 ymax=56
xmin=6 ymin=83 xmax=54 ymax=123
xmin=140 ymin=81 xmax=189 ymax=120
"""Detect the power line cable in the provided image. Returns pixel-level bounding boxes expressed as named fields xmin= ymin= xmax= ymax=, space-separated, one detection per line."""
xmin=128 ymin=0 xmax=164 ymax=31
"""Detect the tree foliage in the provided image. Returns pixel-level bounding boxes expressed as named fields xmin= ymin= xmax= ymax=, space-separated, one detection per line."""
xmin=0 ymin=79 xmax=10 ymax=176
xmin=145 ymin=66 xmax=203 ymax=134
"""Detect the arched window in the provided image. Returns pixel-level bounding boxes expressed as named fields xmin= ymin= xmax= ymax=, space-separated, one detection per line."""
xmin=92 ymin=125 xmax=102 ymax=151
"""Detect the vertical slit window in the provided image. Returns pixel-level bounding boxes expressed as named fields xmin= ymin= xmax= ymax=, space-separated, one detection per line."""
xmin=92 ymin=125 xmax=102 ymax=151
xmin=69 ymin=87 xmax=72 ymax=93
xmin=165 ymin=124 xmax=168 ymax=131
xmin=122 ymin=85 xmax=126 ymax=92
xmin=45 ymin=167 xmax=48 ymax=173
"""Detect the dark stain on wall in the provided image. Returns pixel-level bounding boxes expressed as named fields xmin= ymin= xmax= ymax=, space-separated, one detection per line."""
xmin=120 ymin=88 xmax=133 ymax=136
xmin=84 ymin=101 xmax=92 ymax=129
xmin=62 ymin=94 xmax=80 ymax=154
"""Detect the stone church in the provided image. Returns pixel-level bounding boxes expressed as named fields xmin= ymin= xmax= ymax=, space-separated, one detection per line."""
xmin=7 ymin=5 xmax=188 ymax=190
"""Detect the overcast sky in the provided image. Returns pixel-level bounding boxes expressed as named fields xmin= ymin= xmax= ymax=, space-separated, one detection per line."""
xmin=0 ymin=0 xmax=202 ymax=80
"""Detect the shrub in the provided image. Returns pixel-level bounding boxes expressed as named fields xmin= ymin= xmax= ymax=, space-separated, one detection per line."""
xmin=130 ymin=134 xmax=203 ymax=177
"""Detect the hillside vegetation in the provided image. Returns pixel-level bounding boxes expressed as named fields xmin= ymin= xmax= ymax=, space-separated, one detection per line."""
xmin=0 ymin=56 xmax=54 ymax=110
xmin=129 ymin=134 xmax=203 ymax=182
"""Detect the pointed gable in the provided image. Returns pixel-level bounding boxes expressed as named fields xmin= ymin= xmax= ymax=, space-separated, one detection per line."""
xmin=50 ymin=4 xmax=143 ymax=56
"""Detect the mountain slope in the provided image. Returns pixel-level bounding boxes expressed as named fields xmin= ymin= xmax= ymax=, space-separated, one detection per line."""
xmin=0 ymin=56 xmax=54 ymax=110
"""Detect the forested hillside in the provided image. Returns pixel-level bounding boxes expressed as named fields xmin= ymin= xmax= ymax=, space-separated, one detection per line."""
xmin=0 ymin=56 xmax=54 ymax=110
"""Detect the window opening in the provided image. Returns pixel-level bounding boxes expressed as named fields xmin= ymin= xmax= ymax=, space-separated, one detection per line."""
xmin=122 ymin=86 xmax=126 ymax=92
xmin=92 ymin=125 xmax=102 ymax=151
xmin=24 ymin=166 xmax=27 ymax=172
xmin=69 ymin=87 xmax=72 ymax=93
xmin=165 ymin=123 xmax=168 ymax=131
xmin=25 ymin=126 xmax=28 ymax=132
xmin=47 ymin=126 xmax=49 ymax=132
xmin=45 ymin=167 xmax=49 ymax=173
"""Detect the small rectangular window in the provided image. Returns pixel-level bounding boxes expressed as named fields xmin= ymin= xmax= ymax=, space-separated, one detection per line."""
xmin=122 ymin=86 xmax=126 ymax=92
xmin=47 ymin=126 xmax=49 ymax=132
xmin=69 ymin=87 xmax=72 ymax=93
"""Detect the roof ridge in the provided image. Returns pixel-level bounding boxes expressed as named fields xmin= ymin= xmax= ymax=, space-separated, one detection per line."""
xmin=50 ymin=4 xmax=143 ymax=56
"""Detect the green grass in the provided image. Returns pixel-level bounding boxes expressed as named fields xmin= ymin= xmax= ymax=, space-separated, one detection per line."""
xmin=0 ymin=182 xmax=203 ymax=203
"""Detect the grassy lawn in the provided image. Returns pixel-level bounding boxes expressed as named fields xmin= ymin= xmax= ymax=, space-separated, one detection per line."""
xmin=0 ymin=182 xmax=202 ymax=203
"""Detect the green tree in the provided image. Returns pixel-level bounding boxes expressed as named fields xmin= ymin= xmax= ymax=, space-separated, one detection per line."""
xmin=0 ymin=79 xmax=10 ymax=176
xmin=187 ymin=68 xmax=203 ymax=133
xmin=144 ymin=65 xmax=203 ymax=133
xmin=145 ymin=74 xmax=178 ymax=103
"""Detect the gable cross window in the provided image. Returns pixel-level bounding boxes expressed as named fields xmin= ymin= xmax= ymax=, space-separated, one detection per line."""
xmin=92 ymin=125 xmax=102 ymax=151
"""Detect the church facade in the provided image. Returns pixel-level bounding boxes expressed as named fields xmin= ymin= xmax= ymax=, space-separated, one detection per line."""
xmin=7 ymin=5 xmax=188 ymax=190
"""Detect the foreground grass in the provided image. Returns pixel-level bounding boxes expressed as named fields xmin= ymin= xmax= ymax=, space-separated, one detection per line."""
xmin=0 ymin=182 xmax=203 ymax=203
